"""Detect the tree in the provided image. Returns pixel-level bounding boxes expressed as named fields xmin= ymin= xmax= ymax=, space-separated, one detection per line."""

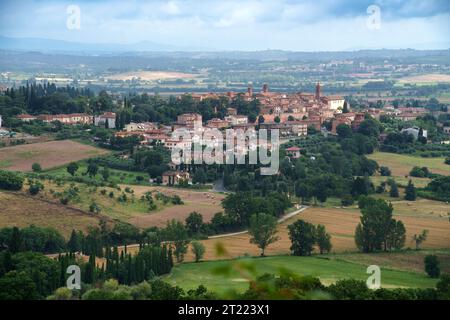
xmin=404 ymin=180 xmax=417 ymax=201
xmin=101 ymin=167 xmax=110 ymax=181
xmin=388 ymin=179 xmax=399 ymax=198
xmin=315 ymin=224 xmax=332 ymax=254
xmin=336 ymin=124 xmax=352 ymax=138
xmin=163 ymin=219 xmax=190 ymax=263
xmin=248 ymin=213 xmax=279 ymax=256
xmin=28 ymin=180 xmax=44 ymax=195
xmin=67 ymin=230 xmax=81 ymax=253
xmin=191 ymin=241 xmax=205 ymax=263
xmin=66 ymin=162 xmax=79 ymax=176
xmin=355 ymin=197 xmax=405 ymax=252
xmin=86 ymin=162 xmax=99 ymax=178
xmin=288 ymin=220 xmax=316 ymax=256
xmin=0 ymin=271 xmax=39 ymax=300
xmin=424 ymin=255 xmax=440 ymax=278
xmin=413 ymin=230 xmax=428 ymax=250
xmin=386 ymin=220 xmax=406 ymax=250
xmin=274 ymin=116 xmax=280 ymax=123
xmin=9 ymin=226 xmax=22 ymax=253
xmin=185 ymin=212 xmax=204 ymax=236
xmin=0 ymin=170 xmax=24 ymax=191
xmin=89 ymin=202 xmax=101 ymax=214
xmin=380 ymin=166 xmax=391 ymax=177
xmin=32 ymin=163 xmax=42 ymax=173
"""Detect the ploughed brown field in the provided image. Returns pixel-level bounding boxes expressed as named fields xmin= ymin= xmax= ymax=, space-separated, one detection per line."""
xmin=0 ymin=140 xmax=109 ymax=172
xmin=127 ymin=186 xmax=225 ymax=228
xmin=0 ymin=191 xmax=107 ymax=237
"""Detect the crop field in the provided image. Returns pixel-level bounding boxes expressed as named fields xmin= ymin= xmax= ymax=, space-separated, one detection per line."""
xmin=398 ymin=73 xmax=450 ymax=84
xmin=185 ymin=204 xmax=450 ymax=262
xmin=0 ymin=140 xmax=109 ymax=172
xmin=0 ymin=191 xmax=105 ymax=237
xmin=105 ymin=71 xmax=201 ymax=81
xmin=368 ymin=152 xmax=450 ymax=177
xmin=165 ymin=255 xmax=439 ymax=293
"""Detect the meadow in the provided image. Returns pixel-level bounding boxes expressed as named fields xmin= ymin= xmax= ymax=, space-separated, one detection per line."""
xmin=165 ymin=255 xmax=440 ymax=293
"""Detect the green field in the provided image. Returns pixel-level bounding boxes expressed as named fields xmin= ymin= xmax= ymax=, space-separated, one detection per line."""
xmin=45 ymin=162 xmax=151 ymax=186
xmin=165 ymin=255 xmax=438 ymax=293
xmin=368 ymin=152 xmax=450 ymax=177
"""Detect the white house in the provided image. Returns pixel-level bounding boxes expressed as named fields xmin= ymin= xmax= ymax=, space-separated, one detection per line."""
xmin=401 ymin=126 xmax=428 ymax=140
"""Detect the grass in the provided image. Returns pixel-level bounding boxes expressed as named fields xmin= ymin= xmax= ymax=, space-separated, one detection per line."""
xmin=44 ymin=162 xmax=151 ymax=186
xmin=165 ymin=255 xmax=439 ymax=293
xmin=368 ymin=152 xmax=450 ymax=177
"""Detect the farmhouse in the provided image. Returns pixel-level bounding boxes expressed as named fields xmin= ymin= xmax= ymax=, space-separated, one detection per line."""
xmin=285 ymin=146 xmax=302 ymax=159
xmin=162 ymin=171 xmax=190 ymax=186
xmin=94 ymin=112 xmax=116 ymax=128
xmin=401 ymin=126 xmax=428 ymax=140
xmin=16 ymin=114 xmax=37 ymax=122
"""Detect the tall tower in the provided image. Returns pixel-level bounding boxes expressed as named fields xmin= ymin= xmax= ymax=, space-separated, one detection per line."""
xmin=315 ymin=82 xmax=321 ymax=100
xmin=262 ymin=83 xmax=269 ymax=94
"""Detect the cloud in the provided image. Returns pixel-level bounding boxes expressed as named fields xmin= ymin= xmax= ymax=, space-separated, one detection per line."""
xmin=0 ymin=0 xmax=449 ymax=50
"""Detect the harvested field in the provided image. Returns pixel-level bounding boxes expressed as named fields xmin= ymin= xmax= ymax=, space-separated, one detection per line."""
xmin=0 ymin=191 xmax=105 ymax=237
xmin=398 ymin=74 xmax=450 ymax=84
xmin=126 ymin=186 xmax=225 ymax=228
xmin=0 ymin=140 xmax=109 ymax=172
xmin=182 ymin=205 xmax=450 ymax=262
xmin=368 ymin=152 xmax=450 ymax=177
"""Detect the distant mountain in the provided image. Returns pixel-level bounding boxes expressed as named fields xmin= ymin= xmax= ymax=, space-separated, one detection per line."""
xmin=0 ymin=36 xmax=206 ymax=53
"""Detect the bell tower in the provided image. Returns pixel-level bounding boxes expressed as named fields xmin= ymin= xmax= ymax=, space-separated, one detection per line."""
xmin=315 ymin=82 xmax=321 ymax=100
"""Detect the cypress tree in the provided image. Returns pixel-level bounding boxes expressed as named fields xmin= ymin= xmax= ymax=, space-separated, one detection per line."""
xmin=404 ymin=180 xmax=417 ymax=201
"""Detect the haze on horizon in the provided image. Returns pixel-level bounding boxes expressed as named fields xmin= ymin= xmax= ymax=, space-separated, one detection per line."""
xmin=0 ymin=0 xmax=449 ymax=52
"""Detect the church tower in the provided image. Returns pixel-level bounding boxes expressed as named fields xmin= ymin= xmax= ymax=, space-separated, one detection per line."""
xmin=315 ymin=82 xmax=321 ymax=100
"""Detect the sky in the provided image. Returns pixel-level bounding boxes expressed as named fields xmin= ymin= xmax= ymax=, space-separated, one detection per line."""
xmin=0 ymin=0 xmax=449 ymax=51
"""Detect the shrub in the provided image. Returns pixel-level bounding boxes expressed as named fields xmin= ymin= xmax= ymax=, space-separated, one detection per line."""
xmin=28 ymin=180 xmax=44 ymax=196
xmin=341 ymin=195 xmax=354 ymax=207
xmin=424 ymin=255 xmax=440 ymax=278
xmin=0 ymin=170 xmax=24 ymax=191
xmin=32 ymin=163 xmax=42 ymax=173
xmin=380 ymin=166 xmax=391 ymax=176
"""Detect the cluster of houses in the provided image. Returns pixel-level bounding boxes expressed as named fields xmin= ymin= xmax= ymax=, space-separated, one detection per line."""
xmin=11 ymin=83 xmax=450 ymax=185
xmin=16 ymin=112 xmax=117 ymax=128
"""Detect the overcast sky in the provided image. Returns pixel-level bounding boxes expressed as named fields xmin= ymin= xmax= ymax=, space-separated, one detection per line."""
xmin=0 ymin=0 xmax=449 ymax=51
